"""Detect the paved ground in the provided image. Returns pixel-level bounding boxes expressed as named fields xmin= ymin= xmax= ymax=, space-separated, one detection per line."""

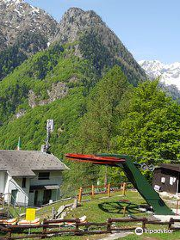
xmin=98 ymin=232 xmax=133 ymax=240
xmin=154 ymin=213 xmax=180 ymax=222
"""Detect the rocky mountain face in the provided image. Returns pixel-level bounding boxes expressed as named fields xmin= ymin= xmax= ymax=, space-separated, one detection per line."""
xmin=0 ymin=0 xmax=58 ymax=52
xmin=0 ymin=1 xmax=146 ymax=84
xmin=139 ymin=60 xmax=180 ymax=90
xmin=0 ymin=0 xmax=58 ymax=80
xmin=0 ymin=2 xmax=147 ymax=85
xmin=54 ymin=8 xmax=146 ymax=84
xmin=54 ymin=8 xmax=104 ymax=44
xmin=0 ymin=2 xmax=148 ymax=126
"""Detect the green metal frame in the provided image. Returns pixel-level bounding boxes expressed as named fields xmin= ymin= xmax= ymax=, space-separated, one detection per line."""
xmin=66 ymin=153 xmax=174 ymax=215
xmin=98 ymin=153 xmax=174 ymax=215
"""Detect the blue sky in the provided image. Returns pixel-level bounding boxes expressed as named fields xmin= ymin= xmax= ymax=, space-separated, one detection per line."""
xmin=26 ymin=0 xmax=180 ymax=64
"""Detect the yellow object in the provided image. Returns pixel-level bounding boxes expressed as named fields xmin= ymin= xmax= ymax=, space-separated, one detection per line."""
xmin=26 ymin=208 xmax=36 ymax=221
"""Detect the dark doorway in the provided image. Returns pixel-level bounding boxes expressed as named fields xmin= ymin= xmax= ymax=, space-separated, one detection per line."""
xmin=178 ymin=180 xmax=180 ymax=193
xmin=43 ymin=190 xmax=51 ymax=204
xmin=34 ymin=190 xmax=38 ymax=206
xmin=11 ymin=190 xmax=18 ymax=205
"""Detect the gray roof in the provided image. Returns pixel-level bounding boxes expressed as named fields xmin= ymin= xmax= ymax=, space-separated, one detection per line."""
xmin=0 ymin=150 xmax=69 ymax=177
xmin=160 ymin=163 xmax=180 ymax=173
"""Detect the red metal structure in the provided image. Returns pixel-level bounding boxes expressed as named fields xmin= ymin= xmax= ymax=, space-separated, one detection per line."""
xmin=65 ymin=153 xmax=174 ymax=215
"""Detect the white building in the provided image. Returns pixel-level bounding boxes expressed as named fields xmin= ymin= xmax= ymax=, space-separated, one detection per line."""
xmin=0 ymin=150 xmax=69 ymax=206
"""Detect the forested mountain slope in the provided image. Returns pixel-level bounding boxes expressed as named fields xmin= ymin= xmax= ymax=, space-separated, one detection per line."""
xmin=2 ymin=4 xmax=180 ymax=190
xmin=0 ymin=0 xmax=58 ymax=80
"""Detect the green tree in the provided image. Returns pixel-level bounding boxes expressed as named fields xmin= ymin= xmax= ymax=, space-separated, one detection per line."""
xmin=79 ymin=65 xmax=130 ymax=153
xmin=68 ymin=66 xmax=130 ymax=186
xmin=114 ymin=80 xmax=180 ymax=162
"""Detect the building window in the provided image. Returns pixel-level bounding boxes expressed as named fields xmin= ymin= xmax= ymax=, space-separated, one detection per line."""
xmin=22 ymin=178 xmax=26 ymax=188
xmin=170 ymin=177 xmax=176 ymax=185
xmin=161 ymin=177 xmax=165 ymax=183
xmin=38 ymin=172 xmax=50 ymax=180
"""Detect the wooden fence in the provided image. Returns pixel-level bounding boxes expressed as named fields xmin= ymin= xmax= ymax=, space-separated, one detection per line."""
xmin=0 ymin=217 xmax=180 ymax=240
xmin=78 ymin=182 xmax=128 ymax=203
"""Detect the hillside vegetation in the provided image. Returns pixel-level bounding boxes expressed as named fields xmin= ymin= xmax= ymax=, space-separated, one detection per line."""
xmin=0 ymin=7 xmax=180 ymax=192
xmin=0 ymin=31 xmax=48 ymax=81
xmin=1 ymin=46 xmax=180 ymax=192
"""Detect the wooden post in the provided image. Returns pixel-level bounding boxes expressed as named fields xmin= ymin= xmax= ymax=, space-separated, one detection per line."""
xmin=41 ymin=218 xmax=47 ymax=239
xmin=122 ymin=206 xmax=126 ymax=217
xmin=107 ymin=183 xmax=111 ymax=197
xmin=122 ymin=182 xmax=126 ymax=196
xmin=176 ymin=199 xmax=179 ymax=215
xmin=142 ymin=218 xmax=147 ymax=231
xmin=107 ymin=218 xmax=112 ymax=233
xmin=78 ymin=187 xmax=82 ymax=204
xmin=91 ymin=185 xmax=95 ymax=198
xmin=168 ymin=218 xmax=174 ymax=230
xmin=7 ymin=229 xmax=12 ymax=240
xmin=75 ymin=218 xmax=80 ymax=235
xmin=52 ymin=207 xmax=56 ymax=219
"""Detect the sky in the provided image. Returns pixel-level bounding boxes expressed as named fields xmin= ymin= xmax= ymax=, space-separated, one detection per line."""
xmin=26 ymin=0 xmax=180 ymax=64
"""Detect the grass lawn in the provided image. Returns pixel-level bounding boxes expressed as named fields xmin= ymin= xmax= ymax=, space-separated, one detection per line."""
xmin=65 ymin=191 xmax=149 ymax=222
xmin=121 ymin=231 xmax=180 ymax=240
xmin=2 ymin=190 xmax=180 ymax=240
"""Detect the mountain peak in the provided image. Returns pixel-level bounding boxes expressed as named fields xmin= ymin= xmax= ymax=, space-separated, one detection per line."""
xmin=53 ymin=7 xmax=146 ymax=84
xmin=53 ymin=7 xmax=105 ymax=44
xmin=65 ymin=7 xmax=85 ymax=15
xmin=139 ymin=60 xmax=180 ymax=90
xmin=0 ymin=3 xmax=146 ymax=85
xmin=65 ymin=7 xmax=101 ymax=19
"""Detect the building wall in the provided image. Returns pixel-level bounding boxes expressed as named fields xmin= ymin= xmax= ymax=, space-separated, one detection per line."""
xmin=36 ymin=190 xmax=44 ymax=205
xmin=153 ymin=168 xmax=179 ymax=194
xmin=3 ymin=171 xmax=63 ymax=206
xmin=51 ymin=189 xmax=59 ymax=201
xmin=4 ymin=176 xmax=30 ymax=206
xmin=29 ymin=171 xmax=63 ymax=206
xmin=13 ymin=177 xmax=30 ymax=206
xmin=0 ymin=171 xmax=6 ymax=194
xmin=28 ymin=191 xmax=35 ymax=206
xmin=30 ymin=171 xmax=63 ymax=187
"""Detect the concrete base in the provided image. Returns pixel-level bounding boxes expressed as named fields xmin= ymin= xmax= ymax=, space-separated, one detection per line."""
xmin=154 ymin=209 xmax=180 ymax=222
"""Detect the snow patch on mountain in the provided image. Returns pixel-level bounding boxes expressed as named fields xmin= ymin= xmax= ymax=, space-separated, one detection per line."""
xmin=3 ymin=0 xmax=24 ymax=4
xmin=139 ymin=60 xmax=180 ymax=90
xmin=0 ymin=0 xmax=58 ymax=51
xmin=31 ymin=5 xmax=40 ymax=14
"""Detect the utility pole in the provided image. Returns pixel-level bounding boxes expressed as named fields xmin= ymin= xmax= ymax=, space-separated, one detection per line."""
xmin=41 ymin=119 xmax=54 ymax=153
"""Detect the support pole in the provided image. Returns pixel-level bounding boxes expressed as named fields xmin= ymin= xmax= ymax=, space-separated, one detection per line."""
xmin=107 ymin=183 xmax=111 ymax=197
xmin=78 ymin=187 xmax=82 ymax=204
xmin=122 ymin=182 xmax=126 ymax=196
xmin=91 ymin=185 xmax=95 ymax=198
xmin=123 ymin=206 xmax=126 ymax=217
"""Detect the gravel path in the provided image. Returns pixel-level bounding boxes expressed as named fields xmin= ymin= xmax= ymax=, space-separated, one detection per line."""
xmin=98 ymin=232 xmax=133 ymax=240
